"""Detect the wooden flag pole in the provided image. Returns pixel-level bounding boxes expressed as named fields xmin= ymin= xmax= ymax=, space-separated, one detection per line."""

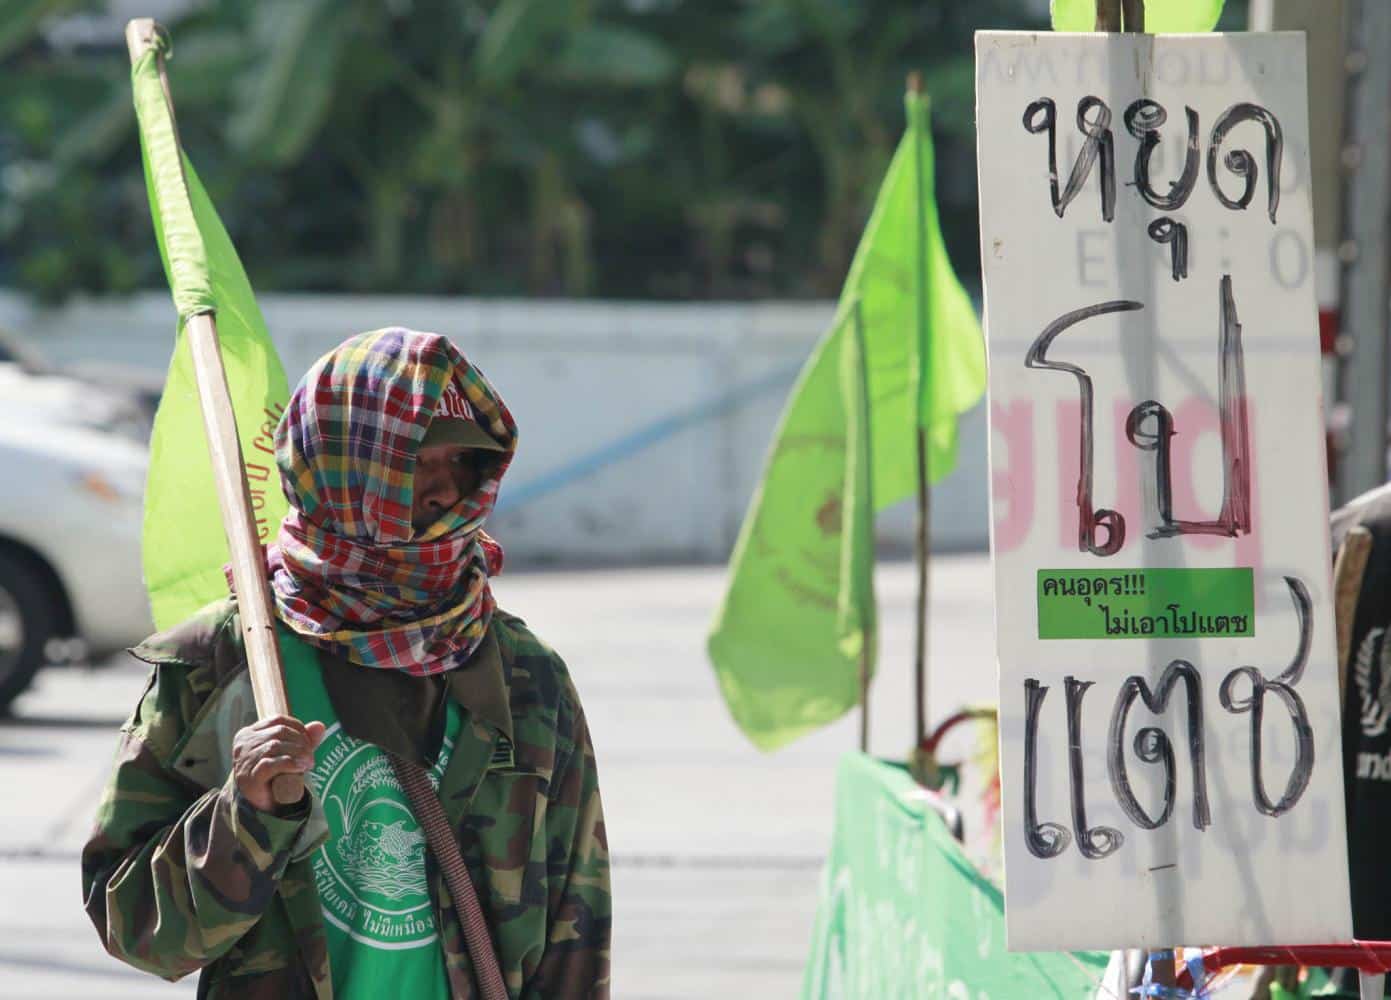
xmin=1120 ymin=0 xmax=1145 ymax=33
xmin=1093 ymin=0 xmax=1177 ymax=989
xmin=125 ymin=19 xmax=302 ymax=807
xmin=1095 ymin=0 xmax=1122 ymax=31
xmin=852 ymin=297 xmax=873 ymax=754
xmin=908 ymin=70 xmax=933 ymax=756
xmin=1089 ymin=3 xmax=1172 ymax=993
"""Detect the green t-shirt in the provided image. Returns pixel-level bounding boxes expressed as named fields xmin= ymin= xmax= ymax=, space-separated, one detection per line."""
xmin=281 ymin=634 xmax=460 ymax=999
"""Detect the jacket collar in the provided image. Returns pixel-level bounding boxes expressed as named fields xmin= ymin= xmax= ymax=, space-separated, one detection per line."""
xmin=314 ymin=625 xmax=513 ymax=766
xmin=446 ymin=628 xmax=513 ymax=742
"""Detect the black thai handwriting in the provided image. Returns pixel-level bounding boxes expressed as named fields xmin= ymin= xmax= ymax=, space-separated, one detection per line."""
xmin=1125 ymin=100 xmax=1201 ymax=212
xmin=1127 ymin=274 xmax=1251 ymax=540
xmin=1022 ymin=575 xmax=1314 ymax=861
xmin=1207 ymin=102 xmax=1284 ymax=224
xmin=1147 ymin=216 xmax=1189 ymax=282
xmin=1023 ymin=97 xmax=1116 ymax=222
xmin=1026 ymin=275 xmax=1252 ymax=558
xmin=1024 ymin=96 xmax=1284 ymax=225
xmin=1025 ymin=300 xmax=1143 ymax=556
xmin=1219 ymin=575 xmax=1315 ymax=816
xmin=1023 ymin=679 xmax=1072 ymax=859
xmin=1108 ymin=659 xmax=1211 ymax=831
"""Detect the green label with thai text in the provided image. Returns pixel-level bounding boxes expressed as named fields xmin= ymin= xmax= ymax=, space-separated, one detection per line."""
xmin=1037 ymin=568 xmax=1254 ymax=640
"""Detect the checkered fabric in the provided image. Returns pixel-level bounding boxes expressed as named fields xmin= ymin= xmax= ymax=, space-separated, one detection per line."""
xmin=266 ymin=328 xmax=518 ymax=675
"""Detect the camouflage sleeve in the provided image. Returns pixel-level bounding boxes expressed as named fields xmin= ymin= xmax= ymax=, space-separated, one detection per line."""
xmin=525 ymin=681 xmax=612 ymax=998
xmin=80 ymin=665 xmax=309 ymax=981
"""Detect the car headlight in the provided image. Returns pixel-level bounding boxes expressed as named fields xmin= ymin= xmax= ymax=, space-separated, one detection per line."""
xmin=76 ymin=467 xmax=145 ymax=504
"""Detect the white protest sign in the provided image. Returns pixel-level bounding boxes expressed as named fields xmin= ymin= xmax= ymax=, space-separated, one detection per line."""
xmin=976 ymin=32 xmax=1351 ymax=951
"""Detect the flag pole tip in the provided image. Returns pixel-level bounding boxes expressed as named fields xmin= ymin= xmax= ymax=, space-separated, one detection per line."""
xmin=124 ymin=18 xmax=161 ymax=62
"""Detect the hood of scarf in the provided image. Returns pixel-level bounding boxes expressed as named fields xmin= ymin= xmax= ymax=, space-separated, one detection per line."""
xmin=267 ymin=327 xmax=518 ymax=676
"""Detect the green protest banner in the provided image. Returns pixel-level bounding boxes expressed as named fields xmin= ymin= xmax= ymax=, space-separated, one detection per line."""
xmin=1050 ymin=0 xmax=1225 ymax=31
xmin=130 ymin=40 xmax=290 ymax=630
xmin=707 ymin=92 xmax=984 ymax=752
xmin=802 ymin=752 xmax=1108 ymax=998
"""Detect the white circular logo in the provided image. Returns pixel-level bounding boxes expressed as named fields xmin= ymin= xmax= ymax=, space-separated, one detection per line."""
xmin=309 ymin=724 xmax=451 ymax=949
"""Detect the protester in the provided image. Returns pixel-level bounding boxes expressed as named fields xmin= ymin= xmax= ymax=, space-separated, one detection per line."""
xmin=81 ymin=328 xmax=611 ymax=998
xmin=1323 ymin=483 xmax=1391 ymax=998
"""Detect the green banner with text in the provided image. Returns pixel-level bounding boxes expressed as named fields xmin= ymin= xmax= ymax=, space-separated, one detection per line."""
xmin=1037 ymin=568 xmax=1254 ymax=640
xmin=801 ymin=753 xmax=1107 ymax=997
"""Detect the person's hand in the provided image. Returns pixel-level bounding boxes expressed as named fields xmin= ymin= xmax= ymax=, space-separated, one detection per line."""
xmin=231 ymin=716 xmax=326 ymax=813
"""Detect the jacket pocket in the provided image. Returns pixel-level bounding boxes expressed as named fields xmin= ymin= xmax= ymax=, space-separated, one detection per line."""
xmin=463 ymin=769 xmax=547 ymax=908
xmin=205 ymin=963 xmax=316 ymax=1000
xmin=203 ymin=892 xmax=317 ymax=999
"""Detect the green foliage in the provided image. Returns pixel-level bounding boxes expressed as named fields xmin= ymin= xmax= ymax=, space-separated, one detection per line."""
xmin=475 ymin=0 xmax=577 ymax=86
xmin=555 ymin=25 xmax=676 ymax=86
xmin=227 ymin=0 xmax=349 ymax=166
xmin=1 ymin=0 xmax=1056 ymax=303
xmin=0 ymin=0 xmax=85 ymax=63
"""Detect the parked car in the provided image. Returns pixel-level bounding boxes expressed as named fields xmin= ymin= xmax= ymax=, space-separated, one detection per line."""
xmin=0 ymin=343 xmax=154 ymax=712
xmin=0 ymin=329 xmax=155 ymax=443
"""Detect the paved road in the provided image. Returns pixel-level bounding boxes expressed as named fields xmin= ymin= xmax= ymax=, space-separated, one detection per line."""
xmin=0 ymin=555 xmax=999 ymax=999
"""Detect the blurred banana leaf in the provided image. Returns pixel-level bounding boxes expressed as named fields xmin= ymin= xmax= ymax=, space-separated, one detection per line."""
xmin=555 ymin=25 xmax=675 ymax=86
xmin=164 ymin=31 xmax=253 ymax=107
xmin=51 ymin=79 xmax=130 ymax=168
xmin=228 ymin=0 xmax=348 ymax=165
xmin=0 ymin=0 xmax=85 ymax=62
xmin=4 ymin=0 xmax=1064 ymax=303
xmin=475 ymin=0 xmax=573 ymax=87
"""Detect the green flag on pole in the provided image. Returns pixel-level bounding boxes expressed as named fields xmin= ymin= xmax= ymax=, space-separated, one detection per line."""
xmin=131 ymin=42 xmax=290 ymax=630
xmin=861 ymin=93 xmax=986 ymax=507
xmin=707 ymin=93 xmax=985 ymax=751
xmin=1050 ymin=0 xmax=1225 ymax=31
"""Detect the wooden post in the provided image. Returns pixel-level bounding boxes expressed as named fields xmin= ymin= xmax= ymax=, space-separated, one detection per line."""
xmin=1091 ymin=1 xmax=1176 ymax=989
xmin=913 ymin=434 xmax=931 ymax=751
xmin=125 ymin=19 xmax=302 ymax=807
xmin=907 ymin=70 xmax=932 ymax=754
xmin=1121 ymin=0 xmax=1145 ymax=32
xmin=1095 ymin=0 xmax=1122 ymax=31
xmin=858 ymin=645 xmax=870 ymax=753
xmin=852 ymin=297 xmax=873 ymax=754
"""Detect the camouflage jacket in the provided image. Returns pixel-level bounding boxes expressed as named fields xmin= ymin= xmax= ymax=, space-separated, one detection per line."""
xmin=81 ymin=598 xmax=611 ymax=999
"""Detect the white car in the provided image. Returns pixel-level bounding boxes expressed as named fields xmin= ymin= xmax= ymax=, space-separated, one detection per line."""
xmin=0 ymin=344 xmax=155 ymax=711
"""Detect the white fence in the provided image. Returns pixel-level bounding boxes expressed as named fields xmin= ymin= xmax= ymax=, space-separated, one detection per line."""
xmin=0 ymin=291 xmax=989 ymax=564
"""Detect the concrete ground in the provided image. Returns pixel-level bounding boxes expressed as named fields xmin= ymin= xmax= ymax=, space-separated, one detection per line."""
xmin=0 ymin=554 xmax=1000 ymax=999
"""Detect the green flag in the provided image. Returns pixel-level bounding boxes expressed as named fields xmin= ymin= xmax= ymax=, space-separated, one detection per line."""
xmin=707 ymin=94 xmax=985 ymax=751
xmin=802 ymin=753 xmax=1109 ymax=997
xmin=861 ymin=93 xmax=986 ymax=507
xmin=1051 ymin=0 xmax=1225 ymax=32
xmin=131 ymin=43 xmax=290 ymax=630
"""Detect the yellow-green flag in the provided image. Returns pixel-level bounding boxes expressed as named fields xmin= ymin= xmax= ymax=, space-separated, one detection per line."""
xmin=707 ymin=94 xmax=985 ymax=751
xmin=131 ymin=42 xmax=290 ymax=630
xmin=1051 ymin=0 xmax=1224 ymax=31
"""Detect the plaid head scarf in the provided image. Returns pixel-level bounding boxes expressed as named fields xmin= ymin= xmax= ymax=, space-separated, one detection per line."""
xmin=267 ymin=327 xmax=518 ymax=675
